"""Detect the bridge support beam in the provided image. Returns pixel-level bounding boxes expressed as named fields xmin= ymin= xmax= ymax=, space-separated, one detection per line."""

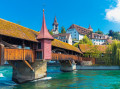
xmin=10 ymin=60 xmax=47 ymax=84
xmin=60 ymin=60 xmax=76 ymax=72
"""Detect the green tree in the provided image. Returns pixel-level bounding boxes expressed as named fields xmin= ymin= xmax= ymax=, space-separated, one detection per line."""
xmin=108 ymin=30 xmax=120 ymax=40
xmin=49 ymin=30 xmax=53 ymax=35
xmin=61 ymin=26 xmax=66 ymax=33
xmin=79 ymin=35 xmax=93 ymax=45
xmin=108 ymin=30 xmax=114 ymax=37
xmin=83 ymin=45 xmax=102 ymax=58
xmin=73 ymin=42 xmax=79 ymax=47
xmin=95 ymin=29 xmax=103 ymax=34
xmin=73 ymin=35 xmax=93 ymax=47
xmin=103 ymin=40 xmax=120 ymax=65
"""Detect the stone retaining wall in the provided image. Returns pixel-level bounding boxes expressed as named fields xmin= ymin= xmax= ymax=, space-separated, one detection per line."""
xmin=76 ymin=66 xmax=120 ymax=70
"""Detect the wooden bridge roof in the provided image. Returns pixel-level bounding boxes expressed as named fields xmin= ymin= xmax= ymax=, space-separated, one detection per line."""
xmin=0 ymin=18 xmax=81 ymax=53
xmin=79 ymin=44 xmax=107 ymax=53
xmin=0 ymin=18 xmax=39 ymax=42
xmin=52 ymin=39 xmax=82 ymax=53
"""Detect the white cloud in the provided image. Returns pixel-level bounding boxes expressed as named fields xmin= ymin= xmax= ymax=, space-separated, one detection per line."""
xmin=105 ymin=0 xmax=120 ymax=23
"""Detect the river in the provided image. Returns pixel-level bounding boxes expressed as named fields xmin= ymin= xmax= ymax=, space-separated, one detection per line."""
xmin=0 ymin=66 xmax=120 ymax=89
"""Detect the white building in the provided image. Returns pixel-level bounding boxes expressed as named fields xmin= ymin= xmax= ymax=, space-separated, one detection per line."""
xmin=88 ymin=33 xmax=110 ymax=45
xmin=53 ymin=33 xmax=72 ymax=45
xmin=66 ymin=24 xmax=92 ymax=43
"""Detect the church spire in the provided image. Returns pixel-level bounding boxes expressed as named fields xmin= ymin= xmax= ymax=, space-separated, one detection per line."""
xmin=53 ymin=16 xmax=58 ymax=26
xmin=37 ymin=9 xmax=54 ymax=40
xmin=88 ymin=24 xmax=92 ymax=29
xmin=88 ymin=24 xmax=93 ymax=31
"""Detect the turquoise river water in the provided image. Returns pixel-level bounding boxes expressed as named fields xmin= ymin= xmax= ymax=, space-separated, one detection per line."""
xmin=0 ymin=66 xmax=120 ymax=89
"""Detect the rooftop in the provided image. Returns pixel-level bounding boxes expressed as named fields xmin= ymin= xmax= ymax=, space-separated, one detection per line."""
xmin=79 ymin=44 xmax=107 ymax=53
xmin=0 ymin=18 xmax=81 ymax=53
xmin=67 ymin=24 xmax=92 ymax=35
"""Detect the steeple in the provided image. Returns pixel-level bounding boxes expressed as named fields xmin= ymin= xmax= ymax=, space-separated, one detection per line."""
xmin=88 ymin=24 xmax=92 ymax=29
xmin=53 ymin=16 xmax=58 ymax=26
xmin=37 ymin=9 xmax=54 ymax=40
xmin=88 ymin=24 xmax=93 ymax=31
xmin=52 ymin=16 xmax=59 ymax=34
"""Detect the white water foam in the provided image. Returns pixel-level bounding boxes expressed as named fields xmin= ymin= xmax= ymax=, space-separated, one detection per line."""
xmin=0 ymin=73 xmax=4 ymax=77
xmin=32 ymin=77 xmax=52 ymax=82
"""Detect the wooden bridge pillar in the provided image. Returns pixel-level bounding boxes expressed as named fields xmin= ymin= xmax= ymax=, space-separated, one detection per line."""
xmin=60 ymin=60 xmax=76 ymax=72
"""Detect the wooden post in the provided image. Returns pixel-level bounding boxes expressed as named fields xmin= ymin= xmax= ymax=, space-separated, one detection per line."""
xmin=22 ymin=40 xmax=25 ymax=49
xmin=0 ymin=44 xmax=4 ymax=65
xmin=0 ymin=35 xmax=2 ymax=44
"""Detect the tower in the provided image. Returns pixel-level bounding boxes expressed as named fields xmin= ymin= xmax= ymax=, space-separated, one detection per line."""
xmin=88 ymin=24 xmax=93 ymax=31
xmin=52 ymin=16 xmax=59 ymax=34
xmin=37 ymin=9 xmax=54 ymax=60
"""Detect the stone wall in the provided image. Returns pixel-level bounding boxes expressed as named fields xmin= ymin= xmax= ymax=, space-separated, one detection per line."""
xmin=11 ymin=60 xmax=47 ymax=83
xmin=77 ymin=66 xmax=120 ymax=70
xmin=81 ymin=61 xmax=92 ymax=66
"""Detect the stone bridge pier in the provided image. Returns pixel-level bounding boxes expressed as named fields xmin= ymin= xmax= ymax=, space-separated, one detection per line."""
xmin=9 ymin=60 xmax=47 ymax=83
xmin=59 ymin=60 xmax=76 ymax=72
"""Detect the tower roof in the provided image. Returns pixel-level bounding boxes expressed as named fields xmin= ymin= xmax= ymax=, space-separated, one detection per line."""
xmin=88 ymin=24 xmax=92 ymax=29
xmin=53 ymin=16 xmax=58 ymax=25
xmin=37 ymin=9 xmax=54 ymax=40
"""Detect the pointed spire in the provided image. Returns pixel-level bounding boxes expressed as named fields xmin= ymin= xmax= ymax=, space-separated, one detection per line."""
xmin=53 ymin=16 xmax=58 ymax=26
xmin=37 ymin=9 xmax=54 ymax=40
xmin=88 ymin=24 xmax=92 ymax=29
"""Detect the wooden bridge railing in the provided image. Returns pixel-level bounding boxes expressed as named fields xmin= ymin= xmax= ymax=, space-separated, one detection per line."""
xmin=52 ymin=53 xmax=95 ymax=64
xmin=4 ymin=48 xmax=35 ymax=62
xmin=52 ymin=53 xmax=82 ymax=61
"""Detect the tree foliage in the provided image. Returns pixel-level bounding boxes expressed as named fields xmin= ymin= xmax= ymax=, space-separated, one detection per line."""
xmin=95 ymin=29 xmax=103 ymax=34
xmin=73 ymin=42 xmax=79 ymax=47
xmin=73 ymin=35 xmax=93 ymax=47
xmin=108 ymin=30 xmax=120 ymax=40
xmin=103 ymin=40 xmax=120 ymax=65
xmin=79 ymin=35 xmax=93 ymax=45
xmin=49 ymin=30 xmax=53 ymax=35
xmin=83 ymin=45 xmax=102 ymax=58
xmin=61 ymin=26 xmax=66 ymax=33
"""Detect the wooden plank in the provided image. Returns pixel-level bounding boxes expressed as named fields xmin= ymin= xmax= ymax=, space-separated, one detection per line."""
xmin=4 ymin=48 xmax=35 ymax=61
xmin=23 ymin=60 xmax=34 ymax=71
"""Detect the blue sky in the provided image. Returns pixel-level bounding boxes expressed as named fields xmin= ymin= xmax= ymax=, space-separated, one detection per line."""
xmin=0 ymin=0 xmax=120 ymax=34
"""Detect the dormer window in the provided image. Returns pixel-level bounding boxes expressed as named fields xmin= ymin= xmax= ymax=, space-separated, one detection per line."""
xmin=38 ymin=42 xmax=41 ymax=49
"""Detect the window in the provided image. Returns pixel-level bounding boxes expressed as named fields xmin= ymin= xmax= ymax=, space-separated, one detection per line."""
xmin=38 ymin=42 xmax=41 ymax=49
xmin=36 ymin=51 xmax=42 ymax=59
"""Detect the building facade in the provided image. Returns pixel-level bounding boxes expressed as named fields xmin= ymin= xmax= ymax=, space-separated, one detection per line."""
xmin=88 ymin=33 xmax=110 ymax=45
xmin=53 ymin=33 xmax=72 ymax=45
xmin=51 ymin=16 xmax=59 ymax=34
xmin=66 ymin=24 xmax=92 ymax=42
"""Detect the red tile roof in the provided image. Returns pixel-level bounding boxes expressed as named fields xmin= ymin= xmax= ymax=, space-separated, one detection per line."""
xmin=53 ymin=33 xmax=71 ymax=40
xmin=88 ymin=33 xmax=108 ymax=40
xmin=67 ymin=24 xmax=92 ymax=35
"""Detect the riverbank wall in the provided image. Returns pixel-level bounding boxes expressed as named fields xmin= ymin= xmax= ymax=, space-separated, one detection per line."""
xmin=76 ymin=66 xmax=120 ymax=70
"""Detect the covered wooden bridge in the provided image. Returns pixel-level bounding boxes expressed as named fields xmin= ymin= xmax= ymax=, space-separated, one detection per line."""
xmin=0 ymin=10 xmax=86 ymax=83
